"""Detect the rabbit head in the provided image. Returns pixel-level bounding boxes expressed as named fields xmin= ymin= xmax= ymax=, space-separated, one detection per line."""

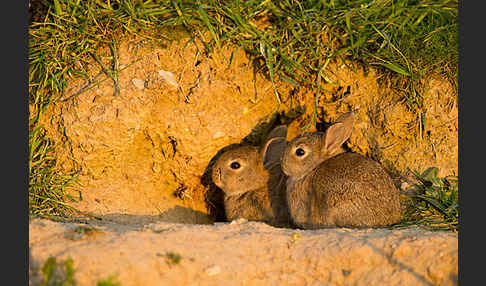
xmin=211 ymin=125 xmax=288 ymax=197
xmin=282 ymin=111 xmax=355 ymax=179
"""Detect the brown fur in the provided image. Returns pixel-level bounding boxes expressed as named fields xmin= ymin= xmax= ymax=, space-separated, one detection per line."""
xmin=282 ymin=112 xmax=401 ymax=229
xmin=212 ymin=126 xmax=292 ymax=227
xmin=287 ymin=153 xmax=401 ymax=228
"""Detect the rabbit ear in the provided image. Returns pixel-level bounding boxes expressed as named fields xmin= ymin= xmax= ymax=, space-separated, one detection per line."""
xmin=266 ymin=125 xmax=288 ymax=140
xmin=260 ymin=125 xmax=287 ymax=168
xmin=322 ymin=112 xmax=355 ymax=153
xmin=334 ymin=111 xmax=356 ymax=127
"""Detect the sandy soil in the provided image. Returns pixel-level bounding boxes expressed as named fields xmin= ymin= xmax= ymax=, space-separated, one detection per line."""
xmin=29 ymin=217 xmax=457 ymax=286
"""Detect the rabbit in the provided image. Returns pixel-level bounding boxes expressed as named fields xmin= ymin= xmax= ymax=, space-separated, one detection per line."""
xmin=281 ymin=111 xmax=401 ymax=229
xmin=211 ymin=125 xmax=292 ymax=227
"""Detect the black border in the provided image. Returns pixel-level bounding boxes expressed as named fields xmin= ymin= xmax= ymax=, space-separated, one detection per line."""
xmin=18 ymin=0 xmax=29 ymax=284
xmin=458 ymin=1 xmax=474 ymax=285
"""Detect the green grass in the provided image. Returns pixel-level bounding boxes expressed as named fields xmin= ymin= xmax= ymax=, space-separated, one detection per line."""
xmin=394 ymin=167 xmax=458 ymax=231
xmin=175 ymin=0 xmax=458 ymax=108
xmin=157 ymin=251 xmax=182 ymax=265
xmin=34 ymin=256 xmax=121 ymax=286
xmin=29 ymin=124 xmax=79 ymax=218
xmin=96 ymin=276 xmax=121 ymax=286
xmin=39 ymin=257 xmax=75 ymax=286
xmin=28 ymin=0 xmax=458 ymax=111
xmin=29 ymin=0 xmax=457 ymax=221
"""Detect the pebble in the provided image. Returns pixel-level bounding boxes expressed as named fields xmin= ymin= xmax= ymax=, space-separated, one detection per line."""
xmin=158 ymin=69 xmax=178 ymax=88
xmin=400 ymin=181 xmax=416 ymax=192
xmin=212 ymin=131 xmax=225 ymax=139
xmin=132 ymin=78 xmax=145 ymax=90
xmin=205 ymin=265 xmax=221 ymax=276
xmin=230 ymin=218 xmax=248 ymax=225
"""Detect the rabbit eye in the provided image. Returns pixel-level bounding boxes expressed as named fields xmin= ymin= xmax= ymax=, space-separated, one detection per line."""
xmin=230 ymin=161 xmax=241 ymax=169
xmin=295 ymin=148 xmax=305 ymax=157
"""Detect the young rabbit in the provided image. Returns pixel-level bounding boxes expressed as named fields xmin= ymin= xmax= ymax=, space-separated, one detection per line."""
xmin=281 ymin=111 xmax=401 ymax=229
xmin=211 ymin=125 xmax=292 ymax=227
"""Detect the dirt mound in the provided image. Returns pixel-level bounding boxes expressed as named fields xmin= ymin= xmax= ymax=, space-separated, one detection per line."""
xmin=29 ymin=218 xmax=458 ymax=286
xmin=42 ymin=34 xmax=296 ymax=220
xmin=40 ymin=34 xmax=457 ymax=222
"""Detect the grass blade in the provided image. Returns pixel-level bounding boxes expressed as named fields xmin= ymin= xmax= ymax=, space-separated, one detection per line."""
xmin=198 ymin=5 xmax=221 ymax=51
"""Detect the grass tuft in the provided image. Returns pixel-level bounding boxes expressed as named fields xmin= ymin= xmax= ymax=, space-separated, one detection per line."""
xmin=96 ymin=275 xmax=121 ymax=286
xmin=29 ymin=123 xmax=79 ymax=218
xmin=157 ymin=251 xmax=182 ymax=266
xmin=39 ymin=257 xmax=76 ymax=286
xmin=394 ymin=167 xmax=458 ymax=231
xmin=33 ymin=256 xmax=120 ymax=286
xmin=165 ymin=0 xmax=458 ymax=109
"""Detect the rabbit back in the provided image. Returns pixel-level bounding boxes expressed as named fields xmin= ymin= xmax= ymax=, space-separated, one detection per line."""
xmin=287 ymin=152 xmax=401 ymax=229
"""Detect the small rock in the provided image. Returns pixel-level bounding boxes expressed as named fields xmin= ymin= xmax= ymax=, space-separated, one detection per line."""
xmin=400 ymin=182 xmax=420 ymax=195
xmin=132 ymin=78 xmax=145 ymax=90
xmin=158 ymin=70 xmax=179 ymax=88
xmin=205 ymin=265 xmax=221 ymax=276
xmin=212 ymin=131 xmax=225 ymax=139
xmin=400 ymin=182 xmax=412 ymax=191
xmin=230 ymin=218 xmax=248 ymax=225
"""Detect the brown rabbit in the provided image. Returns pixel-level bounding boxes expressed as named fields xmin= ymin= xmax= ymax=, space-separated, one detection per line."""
xmin=281 ymin=111 xmax=401 ymax=229
xmin=211 ymin=125 xmax=292 ymax=227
